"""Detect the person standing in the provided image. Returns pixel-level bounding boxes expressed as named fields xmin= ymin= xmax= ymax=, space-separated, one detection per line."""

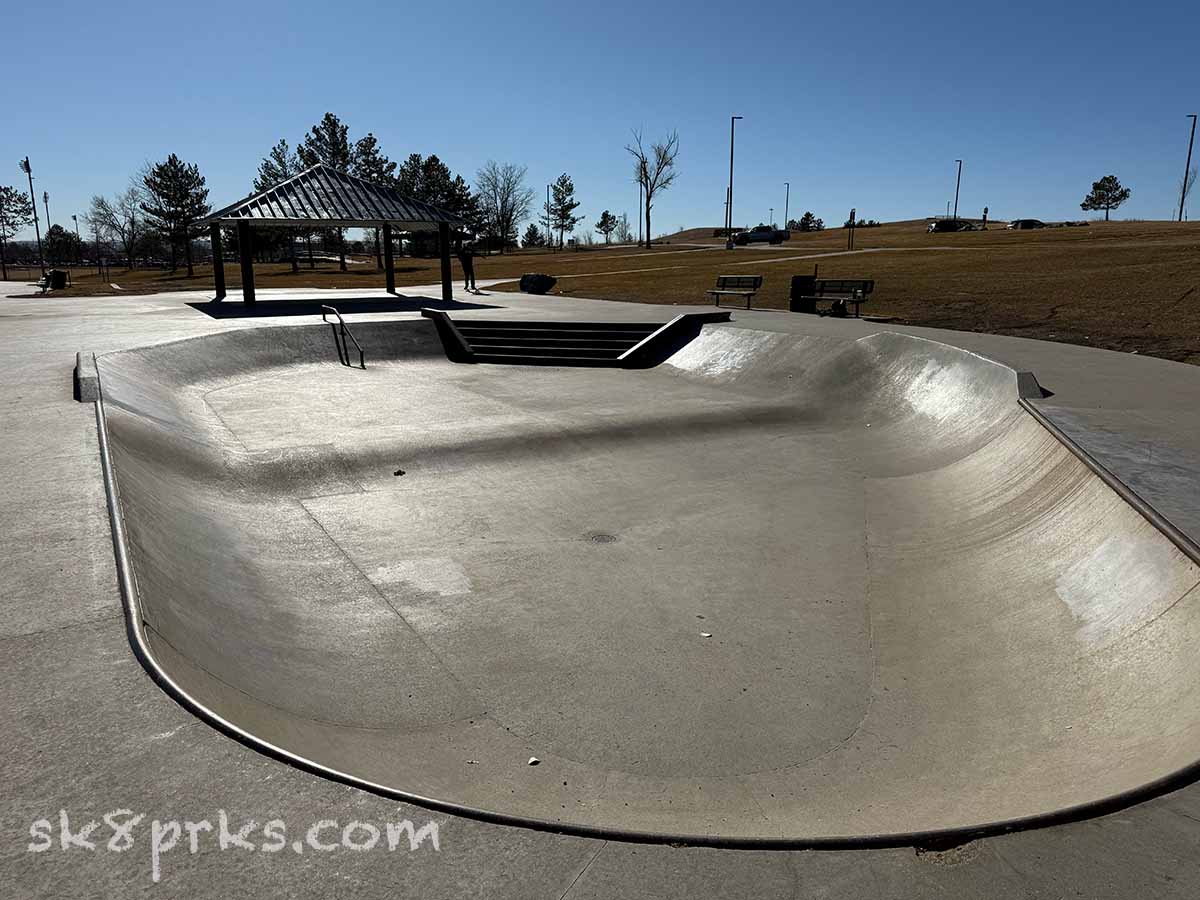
xmin=456 ymin=242 xmax=477 ymax=293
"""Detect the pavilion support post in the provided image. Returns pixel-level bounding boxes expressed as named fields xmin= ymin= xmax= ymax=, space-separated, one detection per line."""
xmin=210 ymin=223 xmax=226 ymax=300
xmin=383 ymin=223 xmax=395 ymax=294
xmin=237 ymin=220 xmax=255 ymax=306
xmin=438 ymin=222 xmax=452 ymax=302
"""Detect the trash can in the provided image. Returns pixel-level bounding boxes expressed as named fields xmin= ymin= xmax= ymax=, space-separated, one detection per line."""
xmin=49 ymin=269 xmax=68 ymax=290
xmin=789 ymin=275 xmax=816 ymax=313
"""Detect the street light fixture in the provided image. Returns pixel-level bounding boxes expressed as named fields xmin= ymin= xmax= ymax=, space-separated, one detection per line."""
xmin=783 ymin=182 xmax=790 ymax=230
xmin=769 ymin=208 xmax=774 ymax=228
xmin=726 ymin=116 xmax=743 ymax=248
xmin=18 ymin=157 xmax=45 ymax=275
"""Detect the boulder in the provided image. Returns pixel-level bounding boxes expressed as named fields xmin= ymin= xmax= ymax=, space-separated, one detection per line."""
xmin=519 ymin=273 xmax=557 ymax=295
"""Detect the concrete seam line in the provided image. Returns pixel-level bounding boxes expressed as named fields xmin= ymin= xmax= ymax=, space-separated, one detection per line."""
xmin=92 ymin=384 xmax=1200 ymax=850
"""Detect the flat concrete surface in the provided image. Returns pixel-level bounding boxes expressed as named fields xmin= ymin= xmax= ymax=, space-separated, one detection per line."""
xmin=5 ymin=281 xmax=1200 ymax=894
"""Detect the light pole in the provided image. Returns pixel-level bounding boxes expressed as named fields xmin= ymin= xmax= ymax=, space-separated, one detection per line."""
xmin=726 ymin=115 xmax=743 ymax=248
xmin=953 ymin=160 xmax=963 ymax=220
xmin=769 ymin=208 xmax=774 ymax=228
xmin=783 ymin=182 xmax=790 ymax=230
xmin=71 ymin=214 xmax=82 ymax=263
xmin=1180 ymin=114 xmax=1197 ymax=223
xmin=18 ymin=158 xmax=45 ymax=275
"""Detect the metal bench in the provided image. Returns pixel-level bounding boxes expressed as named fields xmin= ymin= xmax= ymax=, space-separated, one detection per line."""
xmin=790 ymin=277 xmax=874 ymax=317
xmin=707 ymin=274 xmax=763 ymax=310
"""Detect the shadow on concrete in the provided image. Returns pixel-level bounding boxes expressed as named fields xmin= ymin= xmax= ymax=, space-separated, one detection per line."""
xmin=188 ymin=295 xmax=500 ymax=319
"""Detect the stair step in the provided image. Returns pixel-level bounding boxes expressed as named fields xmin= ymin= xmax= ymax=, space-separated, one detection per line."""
xmin=455 ymin=320 xmax=658 ymax=332
xmin=458 ymin=327 xmax=654 ymax=342
xmin=466 ymin=335 xmax=640 ymax=349
xmin=473 ymin=354 xmax=624 ymax=367
xmin=471 ymin=344 xmax=625 ymax=359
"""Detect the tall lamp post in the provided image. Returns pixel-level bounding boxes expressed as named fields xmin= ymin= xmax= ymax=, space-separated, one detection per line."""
xmin=726 ymin=115 xmax=743 ymax=248
xmin=71 ymin=214 xmax=82 ymax=263
xmin=18 ymin=158 xmax=45 ymax=276
xmin=1180 ymin=114 xmax=1197 ymax=223
xmin=783 ymin=182 xmax=790 ymax=230
xmin=953 ymin=159 xmax=963 ymax=220
xmin=769 ymin=208 xmax=774 ymax=228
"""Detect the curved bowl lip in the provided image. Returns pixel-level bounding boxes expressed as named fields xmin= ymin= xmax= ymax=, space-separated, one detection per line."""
xmin=92 ymin=328 xmax=1200 ymax=849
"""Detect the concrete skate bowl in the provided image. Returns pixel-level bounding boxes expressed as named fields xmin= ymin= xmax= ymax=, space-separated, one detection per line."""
xmin=94 ymin=319 xmax=1200 ymax=846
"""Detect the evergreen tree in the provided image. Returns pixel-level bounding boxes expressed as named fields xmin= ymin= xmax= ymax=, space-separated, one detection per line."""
xmin=297 ymin=113 xmax=354 ymax=171
xmin=255 ymin=138 xmax=302 ymax=191
xmin=794 ymin=211 xmax=824 ymax=231
xmin=522 ymin=222 xmax=545 ymax=247
xmin=253 ymin=139 xmax=306 ymax=271
xmin=396 ymin=153 xmax=483 ymax=253
xmin=44 ymin=223 xmax=81 ymax=265
xmin=352 ymin=133 xmax=398 ymax=269
xmin=550 ymin=173 xmax=584 ymax=247
xmin=299 ymin=113 xmax=355 ymax=269
xmin=1080 ymin=175 xmax=1131 ymax=221
xmin=0 ymin=184 xmax=35 ymax=280
xmin=140 ymin=154 xmax=211 ymax=276
xmin=595 ymin=210 xmax=618 ymax=244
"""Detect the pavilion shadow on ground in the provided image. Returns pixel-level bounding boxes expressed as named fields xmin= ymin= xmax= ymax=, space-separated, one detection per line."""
xmin=188 ymin=295 xmax=500 ymax=319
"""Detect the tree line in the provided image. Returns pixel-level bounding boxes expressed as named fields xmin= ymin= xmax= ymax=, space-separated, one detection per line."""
xmin=1 ymin=117 xmax=684 ymax=279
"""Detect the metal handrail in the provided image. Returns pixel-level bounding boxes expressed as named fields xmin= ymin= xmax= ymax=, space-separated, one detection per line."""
xmin=320 ymin=305 xmax=365 ymax=369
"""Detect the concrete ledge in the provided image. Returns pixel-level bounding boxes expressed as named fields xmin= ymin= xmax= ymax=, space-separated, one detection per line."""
xmin=74 ymin=351 xmax=99 ymax=402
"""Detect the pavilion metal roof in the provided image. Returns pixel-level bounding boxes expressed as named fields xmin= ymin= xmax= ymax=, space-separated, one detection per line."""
xmin=199 ymin=163 xmax=464 ymax=230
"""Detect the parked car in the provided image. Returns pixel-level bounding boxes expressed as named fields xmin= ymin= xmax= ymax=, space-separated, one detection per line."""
xmin=1006 ymin=219 xmax=1046 ymax=230
xmin=926 ymin=219 xmax=974 ymax=233
xmin=733 ymin=225 xmax=790 ymax=245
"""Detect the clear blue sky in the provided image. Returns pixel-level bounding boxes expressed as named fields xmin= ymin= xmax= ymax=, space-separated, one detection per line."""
xmin=4 ymin=0 xmax=1198 ymax=241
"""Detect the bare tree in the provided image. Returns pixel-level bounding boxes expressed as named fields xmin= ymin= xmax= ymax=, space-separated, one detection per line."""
xmin=475 ymin=161 xmax=534 ymax=254
xmin=86 ymin=183 xmax=146 ymax=269
xmin=625 ymin=129 xmax=679 ymax=249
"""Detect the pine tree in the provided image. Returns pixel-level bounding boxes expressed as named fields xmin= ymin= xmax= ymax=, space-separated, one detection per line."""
xmin=299 ymin=113 xmax=354 ymax=269
xmin=396 ymin=154 xmax=483 ymax=253
xmin=297 ymin=113 xmax=354 ymax=171
xmin=352 ymin=133 xmax=398 ymax=269
xmin=595 ymin=210 xmax=618 ymax=244
xmin=550 ymin=173 xmax=584 ymax=247
xmin=0 ymin=184 xmax=35 ymax=280
xmin=1080 ymin=175 xmax=1131 ymax=221
xmin=255 ymin=139 xmax=305 ymax=271
xmin=522 ymin=222 xmax=545 ymax=247
xmin=141 ymin=154 xmax=211 ymax=276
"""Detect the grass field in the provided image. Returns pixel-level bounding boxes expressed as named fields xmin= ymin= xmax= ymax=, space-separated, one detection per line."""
xmin=6 ymin=219 xmax=1199 ymax=363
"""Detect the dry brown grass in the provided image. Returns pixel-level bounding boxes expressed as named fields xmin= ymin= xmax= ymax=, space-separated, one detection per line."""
xmin=499 ymin=220 xmax=1200 ymax=365
xmin=8 ymin=221 xmax=1199 ymax=363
